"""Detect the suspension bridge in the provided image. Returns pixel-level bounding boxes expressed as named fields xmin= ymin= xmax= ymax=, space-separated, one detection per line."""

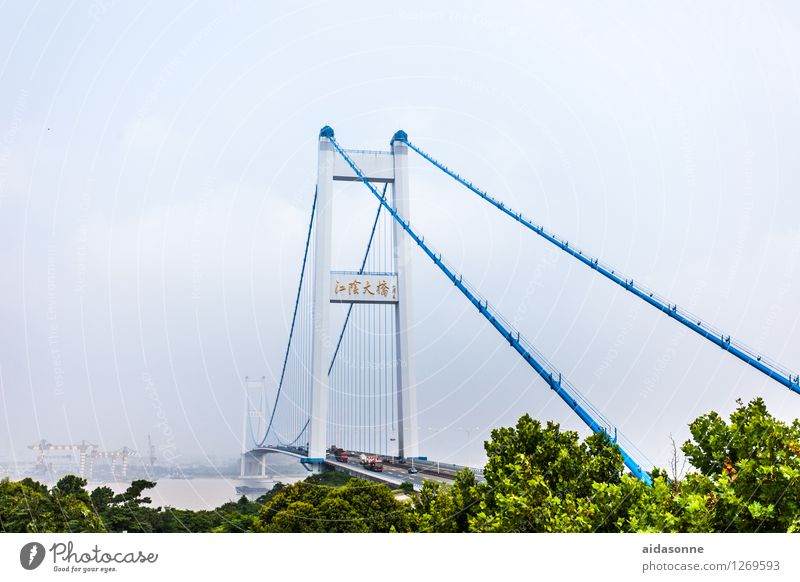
xmin=240 ymin=126 xmax=800 ymax=489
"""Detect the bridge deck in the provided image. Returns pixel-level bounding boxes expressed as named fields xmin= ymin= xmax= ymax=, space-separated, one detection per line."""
xmin=244 ymin=446 xmax=489 ymax=492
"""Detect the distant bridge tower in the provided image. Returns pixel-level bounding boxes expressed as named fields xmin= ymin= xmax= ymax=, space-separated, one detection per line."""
xmin=306 ymin=127 xmax=419 ymax=466
xmin=240 ymin=376 xmax=267 ymax=477
xmin=147 ymin=434 xmax=157 ymax=470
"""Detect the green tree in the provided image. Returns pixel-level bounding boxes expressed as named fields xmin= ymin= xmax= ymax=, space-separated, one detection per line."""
xmin=398 ymin=481 xmax=415 ymax=495
xmin=409 ymin=469 xmax=479 ymax=532
xmin=327 ymin=479 xmax=407 ymax=532
xmin=469 ymin=415 xmax=628 ymax=532
xmin=258 ymin=475 xmax=408 ymax=532
xmin=409 ymin=399 xmax=800 ymax=533
xmin=89 ymin=486 xmax=115 ymax=514
xmin=265 ymin=501 xmax=319 ymax=532
xmin=92 ymin=479 xmax=159 ymax=532
xmin=53 ymin=475 xmax=91 ymax=501
xmin=314 ymin=497 xmax=362 ymax=533
xmin=682 ymin=397 xmax=800 ymax=532
xmin=0 ymin=476 xmax=104 ymax=532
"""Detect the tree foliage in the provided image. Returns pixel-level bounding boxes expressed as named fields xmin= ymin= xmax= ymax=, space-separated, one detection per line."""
xmin=681 ymin=397 xmax=800 ymax=532
xmin=258 ymin=474 xmax=407 ymax=532
xmin=0 ymin=475 xmax=103 ymax=532
xmin=406 ymin=398 xmax=800 ymax=532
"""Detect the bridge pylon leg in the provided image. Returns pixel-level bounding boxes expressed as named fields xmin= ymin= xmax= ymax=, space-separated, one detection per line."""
xmin=391 ymin=133 xmax=420 ymax=459
xmin=307 ymin=128 xmax=335 ymax=463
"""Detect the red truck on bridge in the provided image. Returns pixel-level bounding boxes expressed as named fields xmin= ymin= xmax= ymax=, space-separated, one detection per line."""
xmin=330 ymin=446 xmax=349 ymax=463
xmin=359 ymin=454 xmax=384 ymax=472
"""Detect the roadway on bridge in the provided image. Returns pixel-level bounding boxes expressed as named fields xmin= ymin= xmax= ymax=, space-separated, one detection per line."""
xmin=324 ymin=456 xmax=423 ymax=487
xmin=324 ymin=454 xmax=484 ymax=490
xmin=248 ymin=446 xmax=482 ymax=489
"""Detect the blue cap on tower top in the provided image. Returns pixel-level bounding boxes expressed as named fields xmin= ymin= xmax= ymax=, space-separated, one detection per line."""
xmin=319 ymin=126 xmax=334 ymax=139
xmin=391 ymin=130 xmax=408 ymax=144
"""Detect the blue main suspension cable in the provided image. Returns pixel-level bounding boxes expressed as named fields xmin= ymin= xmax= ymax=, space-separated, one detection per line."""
xmin=329 ymin=133 xmax=653 ymax=485
xmin=260 ymin=188 xmax=317 ymax=447
xmin=399 ymin=135 xmax=800 ymax=396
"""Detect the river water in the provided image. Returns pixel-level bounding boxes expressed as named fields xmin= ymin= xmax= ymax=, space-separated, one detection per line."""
xmin=7 ymin=456 xmax=311 ymax=510
xmin=93 ymin=476 xmax=303 ymax=510
xmin=64 ymin=456 xmax=311 ymax=510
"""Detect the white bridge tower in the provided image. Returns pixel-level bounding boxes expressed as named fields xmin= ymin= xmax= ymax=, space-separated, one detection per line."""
xmin=305 ymin=126 xmax=419 ymax=467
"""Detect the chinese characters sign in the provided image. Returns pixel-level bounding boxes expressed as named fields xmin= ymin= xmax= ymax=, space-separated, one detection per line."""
xmin=330 ymin=272 xmax=399 ymax=304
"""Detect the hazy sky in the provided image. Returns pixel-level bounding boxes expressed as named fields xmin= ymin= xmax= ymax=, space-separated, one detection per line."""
xmin=1 ymin=1 xmax=799 ymax=470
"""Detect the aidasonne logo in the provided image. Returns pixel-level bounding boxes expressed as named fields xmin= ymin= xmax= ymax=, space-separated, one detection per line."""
xmin=20 ymin=541 xmax=158 ymax=573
